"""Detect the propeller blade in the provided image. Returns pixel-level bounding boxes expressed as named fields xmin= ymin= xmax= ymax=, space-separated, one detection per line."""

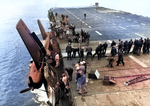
xmin=20 ymin=88 xmax=32 ymax=93
xmin=37 ymin=19 xmax=47 ymax=40
xmin=30 ymin=32 xmax=46 ymax=55
xmin=16 ymin=19 xmax=42 ymax=70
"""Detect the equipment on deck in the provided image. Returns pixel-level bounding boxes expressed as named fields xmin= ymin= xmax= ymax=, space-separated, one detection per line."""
xmin=88 ymin=70 xmax=100 ymax=79
xmin=124 ymin=76 xmax=148 ymax=86
xmin=103 ymin=76 xmax=116 ymax=86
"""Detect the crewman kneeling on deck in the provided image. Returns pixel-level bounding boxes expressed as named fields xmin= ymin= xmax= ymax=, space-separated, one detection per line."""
xmin=106 ymin=56 xmax=115 ymax=68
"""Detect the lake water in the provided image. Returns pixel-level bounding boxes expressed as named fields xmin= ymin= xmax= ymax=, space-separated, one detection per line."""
xmin=0 ymin=0 xmax=150 ymax=106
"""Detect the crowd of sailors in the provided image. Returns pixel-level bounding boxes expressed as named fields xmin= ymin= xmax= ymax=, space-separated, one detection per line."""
xmin=52 ymin=13 xmax=150 ymax=95
xmin=52 ymin=14 xmax=90 ymax=45
xmin=66 ymin=37 xmax=150 ymax=60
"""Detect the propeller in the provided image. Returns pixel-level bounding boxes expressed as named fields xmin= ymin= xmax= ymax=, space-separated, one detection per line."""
xmin=37 ymin=19 xmax=47 ymax=40
xmin=16 ymin=19 xmax=42 ymax=70
xmin=16 ymin=19 xmax=56 ymax=104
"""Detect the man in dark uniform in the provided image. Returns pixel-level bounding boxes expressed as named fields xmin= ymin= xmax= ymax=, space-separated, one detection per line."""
xmin=103 ymin=42 xmax=108 ymax=56
xmin=85 ymin=32 xmax=90 ymax=45
xmin=72 ymin=23 xmax=75 ymax=36
xmin=136 ymin=39 xmax=142 ymax=55
xmin=93 ymin=42 xmax=102 ymax=60
xmin=128 ymin=39 xmax=133 ymax=53
xmin=111 ymin=45 xmax=117 ymax=57
xmin=146 ymin=38 xmax=150 ymax=53
xmin=109 ymin=45 xmax=117 ymax=68
xmin=84 ymin=14 xmax=86 ymax=20
xmin=124 ymin=40 xmax=129 ymax=54
xmin=116 ymin=49 xmax=125 ymax=66
xmin=79 ymin=47 xmax=84 ymax=61
xmin=143 ymin=38 xmax=147 ymax=54
xmin=85 ymin=46 xmax=92 ymax=60
xmin=111 ymin=40 xmax=116 ymax=47
xmin=72 ymin=47 xmax=79 ymax=58
xmin=66 ymin=43 xmax=72 ymax=60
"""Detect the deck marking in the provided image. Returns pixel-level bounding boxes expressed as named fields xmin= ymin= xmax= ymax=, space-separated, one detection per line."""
xmin=134 ymin=21 xmax=137 ymax=23
xmin=134 ymin=33 xmax=146 ymax=38
xmin=122 ymin=17 xmax=125 ymax=19
xmin=89 ymin=26 xmax=92 ymax=28
xmin=119 ymin=26 xmax=126 ymax=30
xmin=95 ymin=98 xmax=100 ymax=105
xmin=141 ymin=23 xmax=146 ymax=25
xmin=128 ymin=19 xmax=131 ymax=21
xmin=82 ymin=21 xmax=85 ymax=23
xmin=85 ymin=23 xmax=88 ymax=26
xmin=84 ymin=102 xmax=87 ymax=106
xmin=129 ymin=92 xmax=141 ymax=106
xmin=129 ymin=55 xmax=148 ymax=67
xmin=107 ymin=40 xmax=112 ymax=43
xmin=95 ymin=31 xmax=102 ymax=36
xmin=113 ymin=23 xmax=116 ymax=25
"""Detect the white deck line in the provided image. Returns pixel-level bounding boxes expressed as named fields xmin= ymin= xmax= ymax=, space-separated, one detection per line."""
xmin=84 ymin=102 xmax=87 ymax=106
xmin=89 ymin=26 xmax=92 ymax=28
xmin=107 ymin=40 xmax=112 ymax=43
xmin=129 ymin=92 xmax=141 ymax=106
xmin=95 ymin=31 xmax=102 ymax=36
xmin=134 ymin=33 xmax=146 ymax=38
xmin=113 ymin=23 xmax=116 ymax=25
xmin=141 ymin=23 xmax=145 ymax=25
xmin=128 ymin=19 xmax=131 ymax=21
xmin=129 ymin=55 xmax=148 ymax=67
xmin=119 ymin=26 xmax=126 ymax=30
xmin=134 ymin=21 xmax=137 ymax=23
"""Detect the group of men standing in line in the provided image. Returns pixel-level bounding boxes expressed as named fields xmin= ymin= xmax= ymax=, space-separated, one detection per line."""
xmin=108 ymin=37 xmax=150 ymax=68
xmin=66 ymin=42 xmax=108 ymax=61
xmin=110 ymin=37 xmax=150 ymax=56
xmin=66 ymin=37 xmax=150 ymax=68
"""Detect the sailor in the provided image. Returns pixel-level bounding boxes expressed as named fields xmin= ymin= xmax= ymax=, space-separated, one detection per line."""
xmin=143 ymin=38 xmax=147 ymax=54
xmin=66 ymin=42 xmax=72 ymax=60
xmin=72 ymin=23 xmax=75 ymax=35
xmin=76 ymin=66 xmax=87 ymax=94
xmin=93 ymin=42 xmax=102 ymax=60
xmin=128 ymin=39 xmax=133 ymax=53
xmin=79 ymin=47 xmax=84 ymax=61
xmin=85 ymin=46 xmax=92 ymax=60
xmin=72 ymin=46 xmax=79 ymax=58
xmin=124 ymin=40 xmax=129 ymax=54
xmin=102 ymin=42 xmax=108 ymax=56
xmin=111 ymin=40 xmax=116 ymax=47
xmin=116 ymin=49 xmax=125 ymax=66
